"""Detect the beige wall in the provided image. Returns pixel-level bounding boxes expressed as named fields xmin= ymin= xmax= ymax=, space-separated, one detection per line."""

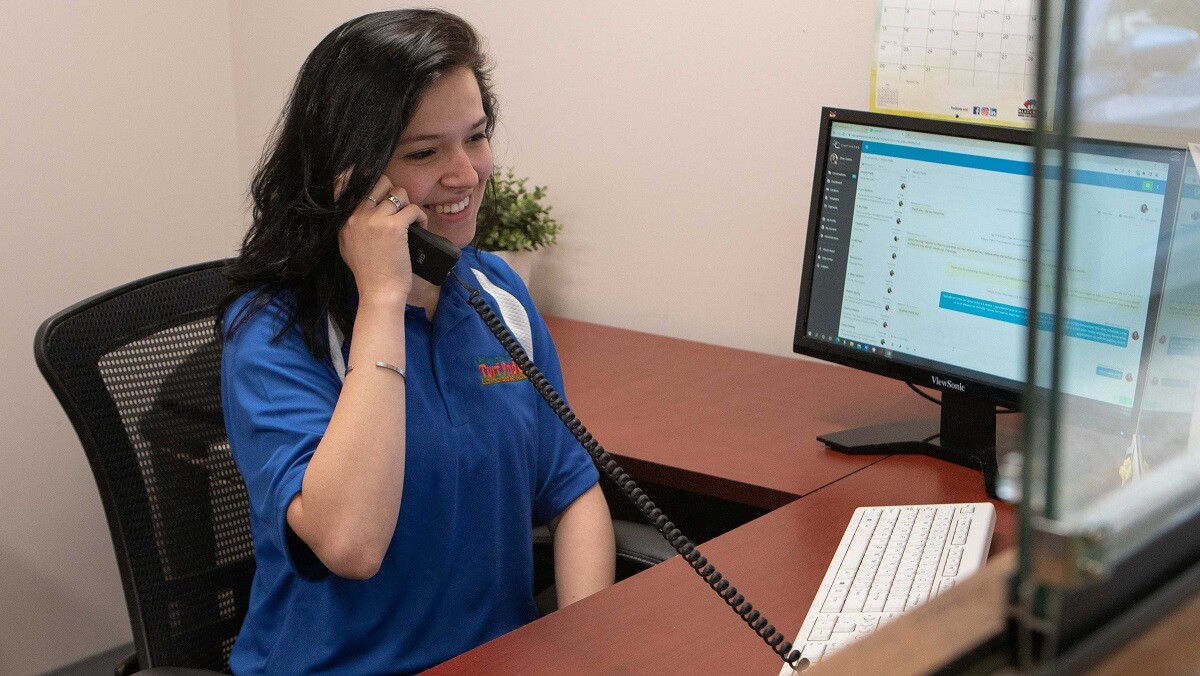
xmin=1 ymin=2 xmax=242 ymax=673
xmin=6 ymin=2 xmax=872 ymax=672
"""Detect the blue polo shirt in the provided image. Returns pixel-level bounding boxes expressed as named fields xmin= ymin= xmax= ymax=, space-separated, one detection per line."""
xmin=221 ymin=249 xmax=598 ymax=675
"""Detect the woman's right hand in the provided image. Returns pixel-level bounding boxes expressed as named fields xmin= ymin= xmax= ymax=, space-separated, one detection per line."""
xmin=337 ymin=174 xmax=428 ymax=304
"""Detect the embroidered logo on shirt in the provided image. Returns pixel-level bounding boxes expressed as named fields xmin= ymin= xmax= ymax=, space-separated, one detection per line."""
xmin=477 ymin=356 xmax=528 ymax=386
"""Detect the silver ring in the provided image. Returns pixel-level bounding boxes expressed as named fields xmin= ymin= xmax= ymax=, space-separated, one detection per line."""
xmin=365 ymin=195 xmax=378 ymax=205
xmin=387 ymin=194 xmax=404 ymax=212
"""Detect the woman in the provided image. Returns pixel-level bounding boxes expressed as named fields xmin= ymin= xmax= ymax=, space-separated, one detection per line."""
xmin=219 ymin=10 xmax=615 ymax=674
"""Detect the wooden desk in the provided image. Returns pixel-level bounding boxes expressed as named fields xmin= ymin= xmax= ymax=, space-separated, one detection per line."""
xmin=425 ymin=318 xmax=1013 ymax=674
xmin=429 ymin=456 xmax=1014 ymax=674
xmin=425 ymin=318 xmax=1200 ymax=674
xmin=546 ymin=316 xmax=946 ymax=509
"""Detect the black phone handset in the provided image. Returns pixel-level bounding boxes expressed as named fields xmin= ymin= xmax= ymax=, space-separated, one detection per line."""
xmin=408 ymin=226 xmax=805 ymax=671
xmin=408 ymin=224 xmax=462 ymax=284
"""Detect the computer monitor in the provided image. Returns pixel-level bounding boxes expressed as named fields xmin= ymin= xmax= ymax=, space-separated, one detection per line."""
xmin=793 ymin=108 xmax=1188 ymax=496
xmin=1135 ymin=160 xmax=1200 ymax=470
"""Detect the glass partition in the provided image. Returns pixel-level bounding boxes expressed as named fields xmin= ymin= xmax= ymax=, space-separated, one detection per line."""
xmin=1008 ymin=0 xmax=1200 ymax=666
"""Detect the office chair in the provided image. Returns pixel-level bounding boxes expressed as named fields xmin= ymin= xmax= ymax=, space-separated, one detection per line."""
xmin=35 ymin=260 xmax=674 ymax=674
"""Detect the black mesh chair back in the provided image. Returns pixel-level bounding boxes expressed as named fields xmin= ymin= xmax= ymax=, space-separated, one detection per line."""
xmin=35 ymin=261 xmax=252 ymax=673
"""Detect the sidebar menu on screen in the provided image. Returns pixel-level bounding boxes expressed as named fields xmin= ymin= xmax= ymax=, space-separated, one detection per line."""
xmin=806 ymin=134 xmax=863 ymax=343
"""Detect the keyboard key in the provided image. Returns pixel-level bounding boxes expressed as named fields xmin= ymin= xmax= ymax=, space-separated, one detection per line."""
xmin=906 ymin=591 xmax=927 ymax=609
xmin=844 ymin=586 xmax=869 ymax=612
xmin=864 ymin=588 xmax=887 ymax=612
xmin=799 ymin=642 xmax=826 ymax=664
xmin=821 ymin=593 xmax=846 ymax=613
xmin=944 ymin=546 xmax=964 ymax=576
xmin=953 ymin=518 xmax=972 ymax=545
xmin=839 ymin=515 xmax=878 ymax=572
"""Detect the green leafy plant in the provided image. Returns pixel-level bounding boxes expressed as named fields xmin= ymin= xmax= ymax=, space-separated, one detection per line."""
xmin=475 ymin=167 xmax=563 ymax=252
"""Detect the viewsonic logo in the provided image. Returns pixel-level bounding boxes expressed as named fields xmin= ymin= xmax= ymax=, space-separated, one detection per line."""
xmin=931 ymin=375 xmax=967 ymax=392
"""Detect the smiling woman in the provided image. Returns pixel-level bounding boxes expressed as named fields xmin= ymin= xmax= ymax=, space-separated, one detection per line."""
xmin=214 ymin=9 xmax=614 ymax=675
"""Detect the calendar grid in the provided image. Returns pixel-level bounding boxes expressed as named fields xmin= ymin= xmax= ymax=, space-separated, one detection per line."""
xmin=872 ymin=0 xmax=1041 ymax=126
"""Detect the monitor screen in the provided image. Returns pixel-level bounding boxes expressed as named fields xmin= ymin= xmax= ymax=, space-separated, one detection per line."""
xmin=1129 ymin=159 xmax=1200 ymax=469
xmin=793 ymin=108 xmax=1187 ymax=494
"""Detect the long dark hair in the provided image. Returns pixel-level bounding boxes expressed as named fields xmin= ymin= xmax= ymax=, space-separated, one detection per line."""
xmin=219 ymin=9 xmax=497 ymax=357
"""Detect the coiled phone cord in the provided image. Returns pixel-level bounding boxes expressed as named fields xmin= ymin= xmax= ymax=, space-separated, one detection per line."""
xmin=455 ymin=274 xmax=806 ymax=671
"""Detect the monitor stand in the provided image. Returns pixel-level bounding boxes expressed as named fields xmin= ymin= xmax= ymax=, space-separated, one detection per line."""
xmin=818 ymin=390 xmax=1000 ymax=498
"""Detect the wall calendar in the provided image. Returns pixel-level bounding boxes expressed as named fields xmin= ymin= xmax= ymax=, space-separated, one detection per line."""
xmin=872 ymin=0 xmax=1048 ymax=127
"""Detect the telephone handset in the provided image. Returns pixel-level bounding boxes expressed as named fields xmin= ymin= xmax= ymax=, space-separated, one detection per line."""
xmin=408 ymin=224 xmax=461 ymax=284
xmin=433 ymin=258 xmax=806 ymax=670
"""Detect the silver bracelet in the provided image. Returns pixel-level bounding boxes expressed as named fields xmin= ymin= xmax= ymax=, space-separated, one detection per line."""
xmin=345 ymin=361 xmax=406 ymax=380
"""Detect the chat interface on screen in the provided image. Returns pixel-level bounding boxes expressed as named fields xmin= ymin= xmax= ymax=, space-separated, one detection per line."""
xmin=806 ymin=121 xmax=1172 ymax=407
xmin=1142 ymin=163 xmax=1200 ymax=417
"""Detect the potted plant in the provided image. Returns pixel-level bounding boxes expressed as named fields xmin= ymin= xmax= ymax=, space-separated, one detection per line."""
xmin=474 ymin=167 xmax=563 ymax=285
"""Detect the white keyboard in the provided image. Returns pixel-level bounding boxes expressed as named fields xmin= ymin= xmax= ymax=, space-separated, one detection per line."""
xmin=779 ymin=502 xmax=996 ymax=673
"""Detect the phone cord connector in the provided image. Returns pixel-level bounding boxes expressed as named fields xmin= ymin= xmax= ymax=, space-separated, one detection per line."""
xmin=457 ymin=277 xmax=806 ymax=671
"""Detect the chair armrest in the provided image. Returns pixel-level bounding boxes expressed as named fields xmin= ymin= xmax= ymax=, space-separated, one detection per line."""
xmin=113 ymin=649 xmax=222 ymax=676
xmin=613 ymin=518 xmax=676 ymax=570
xmin=133 ymin=670 xmax=225 ymax=676
xmin=534 ymin=519 xmax=675 ymax=570
xmin=533 ymin=518 xmax=674 ymax=583
xmin=115 ymin=651 xmax=138 ymax=676
xmin=532 ymin=523 xmax=553 ymax=548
